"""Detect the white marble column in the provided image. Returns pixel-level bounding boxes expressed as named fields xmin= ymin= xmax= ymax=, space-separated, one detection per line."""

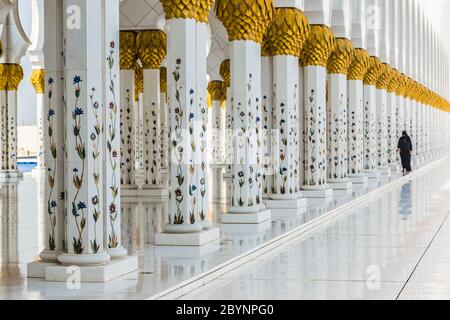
xmin=300 ymin=26 xmax=335 ymax=198
xmin=30 ymin=69 xmax=46 ymax=172
xmin=158 ymin=0 xmax=219 ymax=240
xmin=208 ymin=81 xmax=225 ymax=164
xmin=160 ymin=67 xmax=169 ymax=173
xmin=386 ymin=71 xmax=400 ymax=171
xmin=261 ymin=53 xmax=273 ymax=198
xmin=375 ymin=64 xmax=391 ymax=173
xmin=135 ymin=70 xmax=144 ymax=175
xmin=363 ymin=57 xmax=383 ymax=178
xmin=216 ymin=0 xmax=273 ymax=221
xmin=347 ymin=49 xmax=369 ymax=184
xmin=103 ymin=1 xmax=126 ymax=258
xmin=119 ymin=32 xmax=137 ymax=189
xmin=195 ymin=20 xmax=210 ymax=227
xmin=0 ymin=64 xmax=23 ymax=179
xmin=268 ymin=55 xmax=303 ymax=205
xmin=221 ymin=59 xmax=233 ymax=178
xmin=137 ymin=30 xmax=166 ymax=192
xmin=59 ymin=0 xmax=110 ymax=265
xmin=326 ymin=38 xmax=353 ymax=190
xmin=39 ymin=0 xmax=65 ymax=262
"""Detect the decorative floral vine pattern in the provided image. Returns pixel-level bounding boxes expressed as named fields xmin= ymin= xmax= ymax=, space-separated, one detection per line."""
xmin=90 ymin=88 xmax=101 ymax=254
xmin=106 ymin=41 xmax=119 ymax=249
xmin=171 ymin=58 xmax=185 ymax=225
xmin=71 ymin=75 xmax=86 ymax=254
xmin=46 ymin=77 xmax=57 ymax=251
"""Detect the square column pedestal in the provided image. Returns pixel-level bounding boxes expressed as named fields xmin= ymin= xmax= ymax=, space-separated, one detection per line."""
xmin=378 ymin=167 xmax=391 ymax=177
xmin=121 ymin=187 xmax=169 ymax=200
xmin=0 ymin=171 xmax=23 ymax=182
xmin=154 ymin=228 xmax=221 ymax=246
xmin=264 ymin=196 xmax=307 ymax=215
xmin=348 ymin=175 xmax=369 ymax=186
xmin=328 ymin=180 xmax=353 ymax=190
xmin=301 ymin=186 xmax=333 ymax=199
xmin=365 ymin=171 xmax=380 ymax=179
xmin=28 ymin=256 xmax=138 ymax=282
xmin=221 ymin=206 xmax=272 ymax=224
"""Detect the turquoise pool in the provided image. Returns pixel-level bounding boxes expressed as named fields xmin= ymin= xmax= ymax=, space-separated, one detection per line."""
xmin=18 ymin=162 xmax=37 ymax=173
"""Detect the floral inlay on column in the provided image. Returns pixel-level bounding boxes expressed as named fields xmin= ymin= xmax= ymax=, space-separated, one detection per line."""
xmin=89 ymin=88 xmax=101 ymax=253
xmin=71 ymin=75 xmax=86 ymax=254
xmin=326 ymin=37 xmax=354 ymax=183
xmin=300 ymin=25 xmax=336 ymax=190
xmin=106 ymin=41 xmax=120 ymax=249
xmin=46 ymin=77 xmax=57 ymax=251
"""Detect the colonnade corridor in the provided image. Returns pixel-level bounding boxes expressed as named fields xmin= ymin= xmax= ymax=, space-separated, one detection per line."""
xmin=1 ymin=0 xmax=450 ymax=303
xmin=181 ymin=157 xmax=450 ymax=300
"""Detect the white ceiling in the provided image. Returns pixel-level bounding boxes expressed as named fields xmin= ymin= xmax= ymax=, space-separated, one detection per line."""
xmin=120 ymin=0 xmax=229 ymax=81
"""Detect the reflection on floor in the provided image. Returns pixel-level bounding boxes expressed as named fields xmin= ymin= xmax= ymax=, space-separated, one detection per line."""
xmin=181 ymin=158 xmax=450 ymax=300
xmin=0 ymin=157 xmax=449 ymax=299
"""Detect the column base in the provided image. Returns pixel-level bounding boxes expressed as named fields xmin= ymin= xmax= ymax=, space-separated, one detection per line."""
xmin=364 ymin=170 xmax=380 ymax=179
xmin=108 ymin=246 xmax=128 ymax=259
xmin=265 ymin=197 xmax=306 ymax=210
xmin=154 ymin=227 xmax=220 ymax=246
xmin=39 ymin=249 xmax=64 ymax=262
xmin=0 ymin=171 xmax=23 ymax=181
xmin=210 ymin=163 xmax=226 ymax=170
xmin=222 ymin=209 xmax=271 ymax=224
xmin=348 ymin=175 xmax=369 ymax=185
xmin=45 ymin=256 xmax=138 ymax=283
xmin=121 ymin=187 xmax=169 ymax=199
xmin=27 ymin=260 xmax=58 ymax=278
xmin=221 ymin=219 xmax=272 ymax=234
xmin=328 ymin=181 xmax=353 ymax=190
xmin=154 ymin=240 xmax=220 ymax=257
xmin=57 ymin=252 xmax=111 ymax=266
xmin=223 ymin=172 xmax=233 ymax=179
xmin=301 ymin=187 xmax=333 ymax=198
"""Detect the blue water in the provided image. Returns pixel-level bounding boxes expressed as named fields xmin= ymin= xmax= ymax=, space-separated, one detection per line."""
xmin=18 ymin=162 xmax=37 ymax=173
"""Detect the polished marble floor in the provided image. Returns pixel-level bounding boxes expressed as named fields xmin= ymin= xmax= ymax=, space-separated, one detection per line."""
xmin=0 ymin=156 xmax=449 ymax=299
xmin=181 ymin=157 xmax=450 ymax=300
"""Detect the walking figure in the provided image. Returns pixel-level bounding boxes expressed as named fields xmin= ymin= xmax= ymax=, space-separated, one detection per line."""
xmin=397 ymin=131 xmax=412 ymax=176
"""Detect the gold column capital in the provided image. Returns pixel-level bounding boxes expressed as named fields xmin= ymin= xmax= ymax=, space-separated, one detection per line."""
xmin=363 ymin=56 xmax=383 ymax=86
xmin=261 ymin=34 xmax=272 ymax=57
xmin=134 ymin=65 xmax=143 ymax=102
xmin=215 ymin=0 xmax=274 ymax=44
xmin=220 ymin=59 xmax=231 ymax=88
xmin=160 ymin=67 xmax=167 ymax=94
xmin=376 ymin=63 xmax=393 ymax=90
xmin=160 ymin=0 xmax=213 ymax=22
xmin=327 ymin=37 xmax=354 ymax=75
xmin=160 ymin=0 xmax=197 ymax=20
xmin=347 ymin=48 xmax=370 ymax=81
xmin=196 ymin=0 xmax=214 ymax=23
xmin=266 ymin=8 xmax=310 ymax=57
xmin=207 ymin=80 xmax=226 ymax=102
xmin=120 ymin=31 xmax=137 ymax=70
xmin=404 ymin=77 xmax=415 ymax=99
xmin=136 ymin=30 xmax=167 ymax=70
xmin=30 ymin=69 xmax=45 ymax=94
xmin=387 ymin=69 xmax=401 ymax=94
xmin=0 ymin=63 xmax=24 ymax=91
xmin=300 ymin=25 xmax=336 ymax=68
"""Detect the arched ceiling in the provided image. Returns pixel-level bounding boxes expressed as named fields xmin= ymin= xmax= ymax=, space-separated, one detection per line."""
xmin=119 ymin=0 xmax=229 ymax=81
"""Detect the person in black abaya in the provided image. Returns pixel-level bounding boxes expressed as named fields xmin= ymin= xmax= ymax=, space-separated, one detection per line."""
xmin=397 ymin=131 xmax=413 ymax=175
